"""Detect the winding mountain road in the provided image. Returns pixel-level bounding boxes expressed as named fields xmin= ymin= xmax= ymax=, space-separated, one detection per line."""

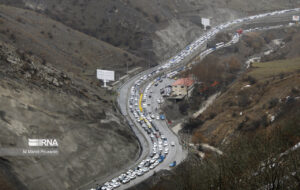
xmin=83 ymin=7 xmax=300 ymax=190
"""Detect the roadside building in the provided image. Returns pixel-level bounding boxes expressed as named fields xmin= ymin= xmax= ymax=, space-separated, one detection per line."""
xmin=171 ymin=77 xmax=194 ymax=99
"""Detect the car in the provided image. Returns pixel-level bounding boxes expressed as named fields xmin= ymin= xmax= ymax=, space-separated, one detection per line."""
xmin=118 ymin=174 xmax=126 ymax=181
xmin=164 ymin=141 xmax=168 ymax=146
xmin=136 ymin=170 xmax=144 ymax=176
xmin=150 ymin=159 xmax=156 ymax=164
xmin=155 ymin=133 xmax=160 ymax=138
xmin=164 ymin=148 xmax=169 ymax=154
xmin=122 ymin=178 xmax=130 ymax=184
xmin=129 ymin=174 xmax=136 ymax=180
xmin=171 ymin=141 xmax=175 ymax=146
xmin=112 ymin=182 xmax=120 ymax=188
xmin=169 ymin=161 xmax=176 ymax=167
xmin=149 ymin=164 xmax=155 ymax=169
xmin=142 ymin=167 xmax=149 ymax=173
xmin=150 ymin=152 xmax=155 ymax=157
xmin=156 ymin=115 xmax=160 ymax=120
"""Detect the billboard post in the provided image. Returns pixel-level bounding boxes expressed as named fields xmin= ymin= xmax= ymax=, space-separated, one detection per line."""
xmin=97 ymin=69 xmax=115 ymax=87
xmin=201 ymin=18 xmax=210 ymax=30
xmin=292 ymin=15 xmax=300 ymax=25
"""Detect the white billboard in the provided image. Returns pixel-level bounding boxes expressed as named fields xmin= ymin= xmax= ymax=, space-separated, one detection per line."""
xmin=292 ymin=15 xmax=300 ymax=21
xmin=97 ymin=69 xmax=115 ymax=81
xmin=201 ymin=18 xmax=210 ymax=26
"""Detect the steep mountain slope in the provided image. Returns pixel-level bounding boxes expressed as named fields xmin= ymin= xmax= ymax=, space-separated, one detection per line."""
xmin=0 ymin=40 xmax=140 ymax=190
xmin=0 ymin=5 xmax=143 ymax=190
xmin=191 ymin=28 xmax=300 ymax=146
xmin=0 ymin=1 xmax=300 ymax=190
xmin=3 ymin=0 xmax=299 ymax=61
xmin=0 ymin=4 xmax=144 ymax=78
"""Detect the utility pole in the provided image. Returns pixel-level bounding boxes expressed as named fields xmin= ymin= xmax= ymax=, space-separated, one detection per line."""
xmin=148 ymin=50 xmax=151 ymax=69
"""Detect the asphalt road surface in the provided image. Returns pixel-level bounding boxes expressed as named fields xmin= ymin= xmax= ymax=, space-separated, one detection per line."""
xmin=81 ymin=8 xmax=300 ymax=190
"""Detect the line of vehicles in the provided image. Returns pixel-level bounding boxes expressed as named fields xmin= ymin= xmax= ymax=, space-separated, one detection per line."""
xmin=93 ymin=72 xmax=176 ymax=190
xmin=90 ymin=8 xmax=300 ymax=190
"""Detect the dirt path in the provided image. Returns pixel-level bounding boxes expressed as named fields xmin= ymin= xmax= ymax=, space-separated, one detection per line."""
xmin=172 ymin=92 xmax=220 ymax=134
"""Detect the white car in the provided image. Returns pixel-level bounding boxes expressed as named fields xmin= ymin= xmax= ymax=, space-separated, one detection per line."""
xmin=171 ymin=141 xmax=175 ymax=146
xmin=129 ymin=174 xmax=136 ymax=180
xmin=164 ymin=141 xmax=168 ymax=146
xmin=150 ymin=159 xmax=156 ymax=164
xmin=136 ymin=170 xmax=144 ymax=176
xmin=165 ymin=147 xmax=169 ymax=154
xmin=112 ymin=182 xmax=120 ymax=188
xmin=122 ymin=178 xmax=130 ymax=184
xmin=159 ymin=145 xmax=163 ymax=151
xmin=142 ymin=167 xmax=149 ymax=173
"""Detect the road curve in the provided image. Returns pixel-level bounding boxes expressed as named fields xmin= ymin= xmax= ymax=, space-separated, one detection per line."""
xmin=83 ymin=7 xmax=300 ymax=190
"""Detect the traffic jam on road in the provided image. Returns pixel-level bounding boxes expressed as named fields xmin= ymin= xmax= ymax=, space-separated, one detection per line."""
xmin=90 ymin=8 xmax=300 ymax=190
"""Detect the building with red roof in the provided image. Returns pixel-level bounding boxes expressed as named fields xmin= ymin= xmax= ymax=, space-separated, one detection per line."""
xmin=171 ymin=77 xmax=195 ymax=98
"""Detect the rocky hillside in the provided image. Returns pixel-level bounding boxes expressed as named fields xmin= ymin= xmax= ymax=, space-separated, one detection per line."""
xmin=0 ymin=3 xmax=144 ymax=190
xmin=0 ymin=1 xmax=300 ymax=190
xmin=0 ymin=40 xmax=139 ymax=189
xmin=191 ymin=27 xmax=300 ymax=146
xmin=0 ymin=4 xmax=144 ymax=78
xmin=2 ymin=0 xmax=299 ymax=62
